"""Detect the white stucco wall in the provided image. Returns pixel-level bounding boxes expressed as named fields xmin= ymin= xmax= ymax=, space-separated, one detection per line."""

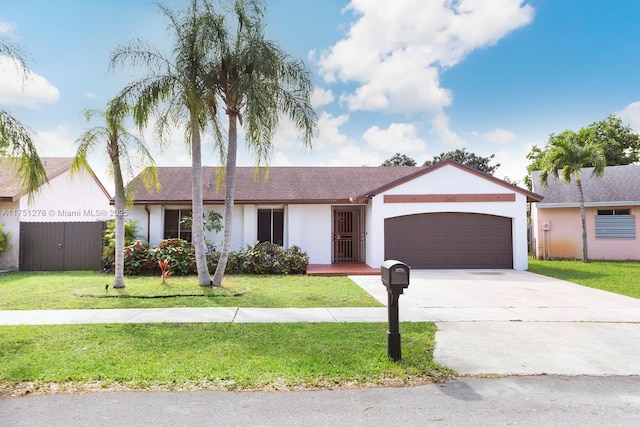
xmin=368 ymin=165 xmax=530 ymax=270
xmin=0 ymin=200 xmax=21 ymax=270
xmin=288 ymin=204 xmax=332 ymax=264
xmin=19 ymin=169 xmax=112 ymax=223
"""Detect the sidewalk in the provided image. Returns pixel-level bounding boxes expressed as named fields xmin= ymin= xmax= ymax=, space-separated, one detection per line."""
xmin=0 ymin=307 xmax=389 ymax=325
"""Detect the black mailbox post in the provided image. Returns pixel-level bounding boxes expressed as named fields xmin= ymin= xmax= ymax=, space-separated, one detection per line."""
xmin=381 ymin=260 xmax=410 ymax=361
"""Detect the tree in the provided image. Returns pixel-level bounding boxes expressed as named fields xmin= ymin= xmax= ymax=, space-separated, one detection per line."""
xmin=110 ymin=0 xmax=220 ymax=286
xmin=381 ymin=153 xmax=416 ymax=166
xmin=578 ymin=115 xmax=640 ymax=166
xmin=423 ymin=148 xmax=500 ymax=174
xmin=535 ymin=131 xmax=605 ymax=262
xmin=206 ymin=0 xmax=317 ymax=287
xmin=72 ymin=99 xmax=157 ymax=289
xmin=0 ymin=36 xmax=47 ymax=196
xmin=525 ymin=115 xmax=640 ymax=189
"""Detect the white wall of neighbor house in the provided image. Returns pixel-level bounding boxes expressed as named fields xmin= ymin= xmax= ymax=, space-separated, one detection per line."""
xmin=19 ymin=169 xmax=112 ymax=223
xmin=0 ymin=200 xmax=21 ymax=270
xmin=368 ymin=164 xmax=530 ymax=270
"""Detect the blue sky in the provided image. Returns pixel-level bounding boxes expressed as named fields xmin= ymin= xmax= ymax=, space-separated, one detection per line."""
xmin=3 ymin=0 xmax=640 ymax=193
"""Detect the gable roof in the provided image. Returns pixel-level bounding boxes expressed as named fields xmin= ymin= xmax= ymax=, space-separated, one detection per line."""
xmin=130 ymin=160 xmax=541 ymax=204
xmin=531 ymin=164 xmax=640 ymax=207
xmin=0 ymin=157 xmax=111 ymax=202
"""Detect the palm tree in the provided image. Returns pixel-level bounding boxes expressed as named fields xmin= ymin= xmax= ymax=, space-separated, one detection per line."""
xmin=206 ymin=0 xmax=317 ymax=286
xmin=72 ymin=98 xmax=157 ymax=288
xmin=536 ymin=131 xmax=606 ymax=262
xmin=110 ymin=0 xmax=222 ymax=286
xmin=0 ymin=36 xmax=47 ymax=196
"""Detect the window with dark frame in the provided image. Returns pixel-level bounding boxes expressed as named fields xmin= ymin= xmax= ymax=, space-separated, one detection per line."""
xmin=163 ymin=209 xmax=193 ymax=242
xmin=257 ymin=208 xmax=284 ymax=246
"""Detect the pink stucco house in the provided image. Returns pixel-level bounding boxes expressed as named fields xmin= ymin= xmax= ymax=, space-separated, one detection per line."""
xmin=530 ymin=164 xmax=640 ymax=261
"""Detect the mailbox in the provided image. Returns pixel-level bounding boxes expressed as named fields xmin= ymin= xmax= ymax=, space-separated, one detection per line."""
xmin=380 ymin=260 xmax=410 ymax=361
xmin=381 ymin=260 xmax=410 ymax=293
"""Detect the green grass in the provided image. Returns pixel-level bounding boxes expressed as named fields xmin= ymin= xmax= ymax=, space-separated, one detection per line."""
xmin=528 ymin=258 xmax=640 ymax=299
xmin=0 ymin=322 xmax=451 ymax=395
xmin=0 ymin=271 xmax=383 ymax=310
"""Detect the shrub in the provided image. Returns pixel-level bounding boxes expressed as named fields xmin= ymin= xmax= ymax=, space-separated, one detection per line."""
xmin=123 ymin=241 xmax=157 ymax=276
xmin=154 ymin=239 xmax=196 ymax=276
xmin=103 ymin=220 xmax=141 ymax=269
xmin=124 ymin=239 xmax=309 ymax=276
xmin=0 ymin=224 xmax=9 ymax=256
xmin=218 ymin=242 xmax=308 ymax=275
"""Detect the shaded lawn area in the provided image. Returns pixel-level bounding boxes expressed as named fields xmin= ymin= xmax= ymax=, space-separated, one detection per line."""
xmin=528 ymin=258 xmax=640 ymax=299
xmin=0 ymin=271 xmax=383 ymax=310
xmin=0 ymin=322 xmax=451 ymax=396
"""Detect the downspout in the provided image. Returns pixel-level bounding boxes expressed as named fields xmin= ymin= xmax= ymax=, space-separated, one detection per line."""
xmin=145 ymin=204 xmax=150 ymax=243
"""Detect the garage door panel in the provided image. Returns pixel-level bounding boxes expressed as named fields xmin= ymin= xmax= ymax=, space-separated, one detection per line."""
xmin=384 ymin=212 xmax=513 ymax=269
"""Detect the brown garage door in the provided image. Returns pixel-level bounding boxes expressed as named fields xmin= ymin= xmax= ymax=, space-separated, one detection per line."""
xmin=19 ymin=222 xmax=105 ymax=271
xmin=384 ymin=212 xmax=513 ymax=269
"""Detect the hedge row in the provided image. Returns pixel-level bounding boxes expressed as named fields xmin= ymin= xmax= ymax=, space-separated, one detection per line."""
xmin=121 ymin=239 xmax=309 ymax=276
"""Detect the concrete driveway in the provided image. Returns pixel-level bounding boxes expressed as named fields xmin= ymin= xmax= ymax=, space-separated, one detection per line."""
xmin=351 ymin=270 xmax=640 ymax=376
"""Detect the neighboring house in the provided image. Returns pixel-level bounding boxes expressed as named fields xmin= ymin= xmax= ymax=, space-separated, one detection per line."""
xmin=128 ymin=160 xmax=541 ymax=270
xmin=531 ymin=164 xmax=640 ymax=261
xmin=0 ymin=157 xmax=112 ymax=271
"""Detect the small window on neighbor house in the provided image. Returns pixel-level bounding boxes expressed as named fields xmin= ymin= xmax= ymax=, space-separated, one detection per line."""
xmin=164 ymin=209 xmax=192 ymax=242
xmin=595 ymin=209 xmax=635 ymax=239
xmin=257 ymin=208 xmax=284 ymax=246
xmin=597 ymin=209 xmax=630 ymax=216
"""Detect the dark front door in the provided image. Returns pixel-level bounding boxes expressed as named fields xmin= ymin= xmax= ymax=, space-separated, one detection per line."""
xmin=332 ymin=206 xmax=365 ymax=263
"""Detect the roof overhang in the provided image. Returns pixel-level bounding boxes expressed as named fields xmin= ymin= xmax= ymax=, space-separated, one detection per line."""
xmin=537 ymin=201 xmax=640 ymax=209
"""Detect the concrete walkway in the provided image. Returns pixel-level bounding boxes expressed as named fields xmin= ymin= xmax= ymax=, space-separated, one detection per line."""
xmin=1 ymin=270 xmax=639 ymax=376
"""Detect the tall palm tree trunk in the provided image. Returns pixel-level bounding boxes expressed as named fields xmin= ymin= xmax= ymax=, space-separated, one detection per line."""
xmin=576 ymin=178 xmax=589 ymax=262
xmin=111 ymin=152 xmax=126 ymax=289
xmin=212 ymin=113 xmax=238 ymax=287
xmin=190 ymin=115 xmax=212 ymax=286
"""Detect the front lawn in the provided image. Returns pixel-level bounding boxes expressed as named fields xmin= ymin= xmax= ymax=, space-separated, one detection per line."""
xmin=0 ymin=322 xmax=451 ymax=396
xmin=0 ymin=271 xmax=383 ymax=310
xmin=528 ymin=258 xmax=640 ymax=299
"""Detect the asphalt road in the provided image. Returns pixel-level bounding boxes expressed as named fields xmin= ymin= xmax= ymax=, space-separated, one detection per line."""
xmin=2 ymin=376 xmax=639 ymax=426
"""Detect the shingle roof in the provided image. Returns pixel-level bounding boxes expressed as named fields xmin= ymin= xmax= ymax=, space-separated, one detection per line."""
xmin=131 ymin=166 xmax=426 ymax=204
xmin=531 ymin=164 xmax=640 ymax=206
xmin=0 ymin=157 xmax=73 ymax=201
xmin=130 ymin=160 xmax=542 ymax=204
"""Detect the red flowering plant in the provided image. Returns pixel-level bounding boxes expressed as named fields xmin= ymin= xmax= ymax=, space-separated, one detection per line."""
xmin=158 ymin=259 xmax=171 ymax=284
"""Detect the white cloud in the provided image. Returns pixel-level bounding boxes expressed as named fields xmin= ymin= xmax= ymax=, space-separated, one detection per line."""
xmin=319 ymin=0 xmax=534 ymax=116
xmin=269 ymin=151 xmax=293 ymax=166
xmin=35 ymin=125 xmax=75 ymax=157
xmin=315 ymin=111 xmax=352 ymax=149
xmin=0 ymin=21 xmax=17 ymax=35
xmin=311 ymin=87 xmax=335 ymax=108
xmin=0 ymin=56 xmax=60 ymax=108
xmin=616 ymin=101 xmax=640 ymax=131
xmin=84 ymin=92 xmax=100 ymax=99
xmin=471 ymin=127 xmax=517 ymax=144
xmin=431 ymin=112 xmax=464 ymax=146
xmin=327 ymin=144 xmax=382 ymax=166
xmin=493 ymin=147 xmax=530 ymax=184
xmin=363 ymin=123 xmax=425 ymax=152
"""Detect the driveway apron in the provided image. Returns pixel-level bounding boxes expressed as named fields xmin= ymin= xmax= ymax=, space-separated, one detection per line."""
xmin=350 ymin=270 xmax=640 ymax=376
